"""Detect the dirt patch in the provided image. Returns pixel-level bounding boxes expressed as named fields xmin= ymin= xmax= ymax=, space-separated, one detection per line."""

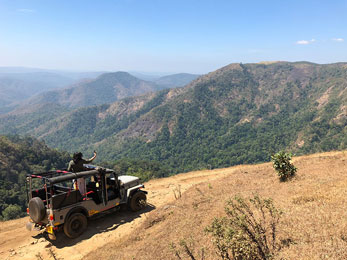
xmin=316 ymin=86 xmax=333 ymax=109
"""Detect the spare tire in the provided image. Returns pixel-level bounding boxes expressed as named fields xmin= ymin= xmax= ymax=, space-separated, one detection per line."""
xmin=29 ymin=197 xmax=46 ymax=223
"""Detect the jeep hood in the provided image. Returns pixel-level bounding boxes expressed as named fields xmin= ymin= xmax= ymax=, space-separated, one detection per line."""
xmin=118 ymin=175 xmax=140 ymax=185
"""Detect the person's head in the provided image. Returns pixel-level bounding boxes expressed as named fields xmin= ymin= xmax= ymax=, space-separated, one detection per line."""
xmin=73 ymin=152 xmax=83 ymax=162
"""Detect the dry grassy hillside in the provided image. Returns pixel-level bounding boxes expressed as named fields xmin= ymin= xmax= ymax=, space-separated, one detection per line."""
xmin=86 ymin=151 xmax=347 ymax=260
xmin=0 ymin=151 xmax=346 ymax=260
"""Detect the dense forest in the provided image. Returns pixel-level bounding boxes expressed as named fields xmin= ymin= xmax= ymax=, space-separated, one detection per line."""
xmin=0 ymin=135 xmax=70 ymax=220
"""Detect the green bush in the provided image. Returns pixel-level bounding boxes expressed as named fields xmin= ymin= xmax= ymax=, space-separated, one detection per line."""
xmin=271 ymin=151 xmax=297 ymax=181
xmin=205 ymin=195 xmax=282 ymax=260
xmin=2 ymin=204 xmax=23 ymax=220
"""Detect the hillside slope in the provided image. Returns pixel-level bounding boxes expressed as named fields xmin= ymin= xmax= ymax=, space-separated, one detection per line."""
xmin=91 ymin=62 xmax=347 ymax=170
xmin=0 ymin=62 xmax=346 ymax=172
xmin=0 ymin=151 xmax=345 ymax=259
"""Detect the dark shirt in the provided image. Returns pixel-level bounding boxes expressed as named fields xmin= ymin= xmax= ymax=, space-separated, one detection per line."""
xmin=67 ymin=158 xmax=93 ymax=173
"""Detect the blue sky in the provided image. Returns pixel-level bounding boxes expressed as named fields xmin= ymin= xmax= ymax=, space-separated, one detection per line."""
xmin=0 ymin=0 xmax=346 ymax=73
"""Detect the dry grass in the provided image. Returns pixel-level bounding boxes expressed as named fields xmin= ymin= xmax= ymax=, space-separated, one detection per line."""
xmin=86 ymin=151 xmax=347 ymax=260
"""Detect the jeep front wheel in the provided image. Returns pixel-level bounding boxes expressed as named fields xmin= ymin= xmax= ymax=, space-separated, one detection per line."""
xmin=129 ymin=191 xmax=147 ymax=212
xmin=63 ymin=213 xmax=87 ymax=238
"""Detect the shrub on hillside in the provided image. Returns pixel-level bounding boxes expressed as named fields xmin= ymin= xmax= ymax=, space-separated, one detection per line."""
xmin=205 ymin=195 xmax=282 ymax=260
xmin=271 ymin=151 xmax=297 ymax=182
xmin=2 ymin=204 xmax=23 ymax=220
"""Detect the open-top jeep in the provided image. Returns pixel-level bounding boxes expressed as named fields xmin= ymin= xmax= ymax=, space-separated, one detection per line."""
xmin=26 ymin=165 xmax=147 ymax=239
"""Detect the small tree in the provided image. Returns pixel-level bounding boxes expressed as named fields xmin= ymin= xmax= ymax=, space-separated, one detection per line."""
xmin=205 ymin=195 xmax=282 ymax=260
xmin=271 ymin=151 xmax=297 ymax=182
xmin=2 ymin=204 xmax=22 ymax=220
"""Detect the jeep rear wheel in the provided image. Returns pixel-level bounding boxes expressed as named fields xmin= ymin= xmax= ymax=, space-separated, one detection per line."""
xmin=129 ymin=191 xmax=147 ymax=212
xmin=63 ymin=213 xmax=87 ymax=238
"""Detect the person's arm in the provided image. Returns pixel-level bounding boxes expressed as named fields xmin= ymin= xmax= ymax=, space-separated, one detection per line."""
xmin=84 ymin=151 xmax=97 ymax=163
xmin=67 ymin=161 xmax=73 ymax=172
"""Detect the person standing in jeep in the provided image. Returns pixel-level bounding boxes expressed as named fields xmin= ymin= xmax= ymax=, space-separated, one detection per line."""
xmin=68 ymin=151 xmax=97 ymax=194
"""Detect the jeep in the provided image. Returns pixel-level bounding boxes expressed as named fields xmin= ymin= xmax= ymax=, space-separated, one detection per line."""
xmin=25 ymin=165 xmax=147 ymax=239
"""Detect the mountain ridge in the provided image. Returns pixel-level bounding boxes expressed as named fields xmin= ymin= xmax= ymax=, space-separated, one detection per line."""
xmin=20 ymin=71 xmax=161 ymax=109
xmin=0 ymin=61 xmax=346 ymax=172
xmin=12 ymin=71 xmax=199 ymax=111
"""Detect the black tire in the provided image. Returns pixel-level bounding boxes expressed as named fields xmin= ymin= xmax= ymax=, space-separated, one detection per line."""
xmin=63 ymin=213 xmax=87 ymax=239
xmin=28 ymin=197 xmax=46 ymax=223
xmin=129 ymin=191 xmax=147 ymax=212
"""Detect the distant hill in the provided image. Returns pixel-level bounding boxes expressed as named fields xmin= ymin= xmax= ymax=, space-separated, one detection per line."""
xmin=0 ymin=73 xmax=75 ymax=113
xmin=0 ymin=67 xmax=107 ymax=114
xmin=0 ymin=62 xmax=346 ymax=173
xmin=129 ymin=72 xmax=200 ymax=85
xmin=22 ymin=72 xmax=164 ymax=108
xmin=0 ymin=135 xmax=70 ymax=220
xmin=128 ymin=71 xmax=165 ymax=81
xmin=0 ymin=72 xmax=74 ymax=89
xmin=154 ymin=73 xmax=200 ymax=87
xmin=0 ymin=69 xmax=198 ymax=114
xmin=0 ymin=78 xmax=32 ymax=110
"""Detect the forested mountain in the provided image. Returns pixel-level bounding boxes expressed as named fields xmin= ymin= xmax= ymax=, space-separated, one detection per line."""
xmin=23 ymin=72 xmax=168 ymax=109
xmin=0 ymin=62 xmax=346 ymax=173
xmin=0 ymin=135 xmax=70 ymax=220
xmin=154 ymin=73 xmax=200 ymax=87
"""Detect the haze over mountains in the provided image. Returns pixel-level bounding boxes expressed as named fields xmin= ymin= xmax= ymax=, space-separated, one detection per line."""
xmin=0 ymin=68 xmax=105 ymax=113
xmin=0 ymin=62 xmax=345 ymax=173
xmin=153 ymin=73 xmax=200 ymax=88
xmin=0 ymin=67 xmax=200 ymax=113
xmin=0 ymin=73 xmax=73 ymax=113
xmin=23 ymin=72 xmax=199 ymax=109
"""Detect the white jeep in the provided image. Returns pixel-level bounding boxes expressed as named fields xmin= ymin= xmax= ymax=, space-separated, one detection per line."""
xmin=26 ymin=166 xmax=147 ymax=239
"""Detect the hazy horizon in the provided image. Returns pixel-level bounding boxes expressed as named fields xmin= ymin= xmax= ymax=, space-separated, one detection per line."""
xmin=1 ymin=60 xmax=347 ymax=76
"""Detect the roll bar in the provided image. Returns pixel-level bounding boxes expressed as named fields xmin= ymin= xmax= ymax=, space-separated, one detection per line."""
xmin=48 ymin=169 xmax=101 ymax=184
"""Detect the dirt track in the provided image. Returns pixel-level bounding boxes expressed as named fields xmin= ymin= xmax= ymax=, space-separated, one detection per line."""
xmin=0 ymin=164 xmax=242 ymax=260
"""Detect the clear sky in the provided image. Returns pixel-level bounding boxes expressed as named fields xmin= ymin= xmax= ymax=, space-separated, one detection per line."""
xmin=0 ymin=0 xmax=346 ymax=74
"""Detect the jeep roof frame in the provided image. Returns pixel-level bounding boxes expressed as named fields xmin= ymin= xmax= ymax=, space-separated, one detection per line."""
xmin=26 ymin=168 xmax=115 ymax=183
